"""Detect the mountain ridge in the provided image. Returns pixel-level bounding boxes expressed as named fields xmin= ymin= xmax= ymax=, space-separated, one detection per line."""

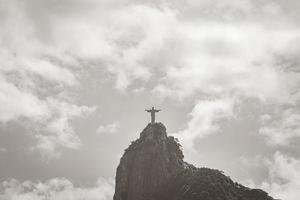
xmin=113 ymin=122 xmax=274 ymax=200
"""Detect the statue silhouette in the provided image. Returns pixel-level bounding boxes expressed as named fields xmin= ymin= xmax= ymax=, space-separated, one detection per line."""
xmin=145 ymin=107 xmax=161 ymax=124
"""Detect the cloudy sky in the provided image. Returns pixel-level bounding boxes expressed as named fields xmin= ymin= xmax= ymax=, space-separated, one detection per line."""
xmin=0 ymin=0 xmax=300 ymax=199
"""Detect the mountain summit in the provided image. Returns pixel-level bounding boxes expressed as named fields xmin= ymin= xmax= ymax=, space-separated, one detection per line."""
xmin=113 ymin=123 xmax=274 ymax=200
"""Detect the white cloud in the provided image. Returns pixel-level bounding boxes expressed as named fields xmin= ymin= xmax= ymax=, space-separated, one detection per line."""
xmin=173 ymin=98 xmax=234 ymax=161
xmin=31 ymin=98 xmax=96 ymax=159
xmin=0 ymin=76 xmax=49 ymax=123
xmin=0 ymin=57 xmax=95 ymax=160
xmin=100 ymin=1 xmax=300 ymax=153
xmin=22 ymin=58 xmax=77 ymax=86
xmin=259 ymin=109 xmax=300 ymax=146
xmin=141 ymin=1 xmax=300 ymax=158
xmin=153 ymin=22 xmax=300 ymax=103
xmin=259 ymin=114 xmax=272 ymax=123
xmin=0 ymin=1 xmax=177 ymax=91
xmin=0 ymin=0 xmax=299 ymax=163
xmin=0 ymin=62 xmax=95 ymax=159
xmin=0 ymin=2 xmax=299 ymax=200
xmin=96 ymin=122 xmax=119 ymax=135
xmin=1 ymin=0 xmax=299 ymax=96
xmin=239 ymin=152 xmax=300 ymax=200
xmin=0 ymin=177 xmax=114 ymax=200
xmin=0 ymin=0 xmax=100 ymax=159
xmin=238 ymin=155 xmax=264 ymax=168
xmin=260 ymin=152 xmax=300 ymax=200
xmin=105 ymin=5 xmax=178 ymax=90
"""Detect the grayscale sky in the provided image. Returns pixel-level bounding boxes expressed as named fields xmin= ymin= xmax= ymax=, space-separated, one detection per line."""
xmin=0 ymin=0 xmax=299 ymax=199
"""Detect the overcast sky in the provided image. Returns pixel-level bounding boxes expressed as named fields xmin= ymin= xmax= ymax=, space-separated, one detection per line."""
xmin=0 ymin=0 xmax=300 ymax=199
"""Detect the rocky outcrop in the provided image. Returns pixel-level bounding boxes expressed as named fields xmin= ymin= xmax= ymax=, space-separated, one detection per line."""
xmin=113 ymin=123 xmax=185 ymax=200
xmin=154 ymin=167 xmax=273 ymax=200
xmin=113 ymin=123 xmax=274 ymax=200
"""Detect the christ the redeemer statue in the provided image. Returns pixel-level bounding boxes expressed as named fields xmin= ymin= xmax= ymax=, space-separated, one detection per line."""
xmin=145 ymin=107 xmax=161 ymax=124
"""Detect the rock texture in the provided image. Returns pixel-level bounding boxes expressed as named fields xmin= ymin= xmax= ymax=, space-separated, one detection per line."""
xmin=113 ymin=123 xmax=274 ymax=200
xmin=154 ymin=167 xmax=273 ymax=200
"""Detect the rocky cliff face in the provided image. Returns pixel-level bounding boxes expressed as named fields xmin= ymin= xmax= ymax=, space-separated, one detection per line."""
xmin=113 ymin=123 xmax=274 ymax=200
xmin=113 ymin=123 xmax=186 ymax=200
